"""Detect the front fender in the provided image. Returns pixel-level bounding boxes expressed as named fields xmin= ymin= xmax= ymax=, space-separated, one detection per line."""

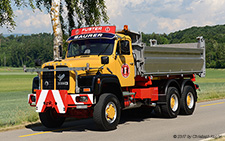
xmin=94 ymin=74 xmax=122 ymax=96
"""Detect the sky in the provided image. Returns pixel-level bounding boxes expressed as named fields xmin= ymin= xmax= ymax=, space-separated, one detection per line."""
xmin=1 ymin=0 xmax=225 ymax=34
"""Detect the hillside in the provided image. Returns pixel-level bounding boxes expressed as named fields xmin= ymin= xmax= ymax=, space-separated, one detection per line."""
xmin=0 ymin=24 xmax=225 ymax=68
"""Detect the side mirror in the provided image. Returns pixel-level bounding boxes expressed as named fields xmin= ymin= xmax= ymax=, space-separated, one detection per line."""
xmin=35 ymin=59 xmax=42 ymax=67
xmin=101 ymin=56 xmax=109 ymax=64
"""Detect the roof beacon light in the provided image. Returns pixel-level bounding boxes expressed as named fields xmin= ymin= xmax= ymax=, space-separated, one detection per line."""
xmin=124 ymin=25 xmax=128 ymax=31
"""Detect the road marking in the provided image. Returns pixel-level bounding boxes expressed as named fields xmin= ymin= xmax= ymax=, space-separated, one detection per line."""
xmin=19 ymin=125 xmax=84 ymax=138
xmin=200 ymin=102 xmax=224 ymax=107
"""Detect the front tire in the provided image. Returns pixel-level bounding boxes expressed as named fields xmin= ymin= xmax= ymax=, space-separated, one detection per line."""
xmin=39 ymin=108 xmax=65 ymax=128
xmin=180 ymin=85 xmax=196 ymax=115
xmin=161 ymin=87 xmax=180 ymax=118
xmin=93 ymin=93 xmax=121 ymax=130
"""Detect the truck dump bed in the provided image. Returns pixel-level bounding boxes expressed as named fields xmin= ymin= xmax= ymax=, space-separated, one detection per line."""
xmin=117 ymin=30 xmax=205 ymax=78
xmin=143 ymin=37 xmax=205 ymax=77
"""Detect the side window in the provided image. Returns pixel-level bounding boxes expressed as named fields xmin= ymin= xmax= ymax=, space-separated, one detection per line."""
xmin=116 ymin=40 xmax=130 ymax=55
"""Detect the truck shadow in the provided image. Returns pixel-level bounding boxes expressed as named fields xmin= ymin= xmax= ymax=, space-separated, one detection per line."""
xmin=120 ymin=107 xmax=155 ymax=123
xmin=25 ymin=107 xmax=163 ymax=132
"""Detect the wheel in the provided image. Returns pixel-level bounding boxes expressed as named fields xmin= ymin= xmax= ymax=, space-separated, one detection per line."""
xmin=161 ymin=87 xmax=180 ymax=118
xmin=93 ymin=93 xmax=121 ymax=130
xmin=180 ymin=85 xmax=196 ymax=115
xmin=39 ymin=108 xmax=65 ymax=128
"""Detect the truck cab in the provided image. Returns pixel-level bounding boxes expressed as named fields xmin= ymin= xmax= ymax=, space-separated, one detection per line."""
xmin=65 ymin=26 xmax=135 ymax=88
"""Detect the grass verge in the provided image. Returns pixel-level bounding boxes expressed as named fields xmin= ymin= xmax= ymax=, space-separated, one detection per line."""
xmin=0 ymin=67 xmax=38 ymax=129
xmin=196 ymin=69 xmax=225 ymax=101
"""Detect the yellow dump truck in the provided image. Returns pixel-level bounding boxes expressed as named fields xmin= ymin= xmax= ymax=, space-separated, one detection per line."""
xmin=27 ymin=25 xmax=205 ymax=130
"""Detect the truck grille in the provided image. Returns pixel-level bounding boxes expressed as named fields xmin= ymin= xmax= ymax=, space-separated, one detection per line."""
xmin=43 ymin=66 xmax=54 ymax=89
xmin=56 ymin=66 xmax=69 ymax=90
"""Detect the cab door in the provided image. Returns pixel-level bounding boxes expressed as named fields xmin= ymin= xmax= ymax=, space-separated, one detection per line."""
xmin=114 ymin=40 xmax=135 ymax=87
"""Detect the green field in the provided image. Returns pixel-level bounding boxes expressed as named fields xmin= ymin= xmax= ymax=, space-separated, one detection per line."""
xmin=0 ymin=67 xmax=38 ymax=128
xmin=0 ymin=67 xmax=224 ymax=129
xmin=196 ymin=69 xmax=225 ymax=101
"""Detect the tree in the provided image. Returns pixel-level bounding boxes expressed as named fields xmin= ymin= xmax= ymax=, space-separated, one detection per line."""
xmin=0 ymin=0 xmax=15 ymax=30
xmin=1 ymin=0 xmax=108 ymax=60
xmin=50 ymin=0 xmax=63 ymax=60
xmin=0 ymin=0 xmax=35 ymax=31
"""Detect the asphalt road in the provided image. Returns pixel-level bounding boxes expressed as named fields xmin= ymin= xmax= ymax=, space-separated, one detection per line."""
xmin=1 ymin=99 xmax=225 ymax=141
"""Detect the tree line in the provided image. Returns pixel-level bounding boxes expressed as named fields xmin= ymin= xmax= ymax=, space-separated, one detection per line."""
xmin=0 ymin=33 xmax=53 ymax=67
xmin=0 ymin=24 xmax=225 ymax=68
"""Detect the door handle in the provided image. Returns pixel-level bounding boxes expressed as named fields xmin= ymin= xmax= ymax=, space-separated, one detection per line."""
xmin=130 ymin=63 xmax=134 ymax=65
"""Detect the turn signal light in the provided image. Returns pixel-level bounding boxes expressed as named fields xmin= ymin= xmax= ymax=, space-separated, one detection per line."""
xmin=83 ymin=88 xmax=91 ymax=92
xmin=97 ymin=78 xmax=101 ymax=84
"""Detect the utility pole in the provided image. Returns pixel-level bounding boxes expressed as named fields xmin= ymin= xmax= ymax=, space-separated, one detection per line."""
xmin=4 ymin=56 xmax=6 ymax=67
xmin=0 ymin=39 xmax=6 ymax=67
xmin=0 ymin=39 xmax=2 ymax=66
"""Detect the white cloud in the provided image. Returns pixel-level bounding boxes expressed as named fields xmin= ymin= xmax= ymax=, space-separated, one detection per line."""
xmin=22 ymin=10 xmax=50 ymax=28
xmin=1 ymin=0 xmax=225 ymax=34
xmin=1 ymin=8 xmax=52 ymax=34
xmin=157 ymin=18 xmax=185 ymax=32
xmin=105 ymin=0 xmax=225 ymax=33
xmin=16 ymin=9 xmax=52 ymax=33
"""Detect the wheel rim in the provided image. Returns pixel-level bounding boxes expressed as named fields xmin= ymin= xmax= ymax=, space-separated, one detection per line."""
xmin=105 ymin=102 xmax=117 ymax=123
xmin=170 ymin=94 xmax=179 ymax=112
xmin=187 ymin=92 xmax=194 ymax=109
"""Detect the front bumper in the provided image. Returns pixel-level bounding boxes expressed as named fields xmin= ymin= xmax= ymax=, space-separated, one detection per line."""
xmin=28 ymin=90 xmax=95 ymax=114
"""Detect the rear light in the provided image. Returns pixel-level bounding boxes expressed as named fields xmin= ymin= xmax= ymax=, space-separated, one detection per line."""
xmin=191 ymin=74 xmax=196 ymax=82
xmin=195 ymin=84 xmax=200 ymax=91
xmin=76 ymin=96 xmax=88 ymax=102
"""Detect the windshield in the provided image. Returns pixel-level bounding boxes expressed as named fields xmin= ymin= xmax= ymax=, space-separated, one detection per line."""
xmin=67 ymin=39 xmax=115 ymax=57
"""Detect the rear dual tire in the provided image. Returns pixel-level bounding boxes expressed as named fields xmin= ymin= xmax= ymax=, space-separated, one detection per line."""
xmin=161 ymin=86 xmax=196 ymax=118
xmin=180 ymin=85 xmax=196 ymax=115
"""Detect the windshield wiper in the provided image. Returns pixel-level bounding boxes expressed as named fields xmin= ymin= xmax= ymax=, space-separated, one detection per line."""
xmin=98 ymin=43 xmax=111 ymax=56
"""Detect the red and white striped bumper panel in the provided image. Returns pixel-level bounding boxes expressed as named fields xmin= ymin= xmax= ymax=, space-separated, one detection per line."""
xmin=31 ymin=90 xmax=94 ymax=114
